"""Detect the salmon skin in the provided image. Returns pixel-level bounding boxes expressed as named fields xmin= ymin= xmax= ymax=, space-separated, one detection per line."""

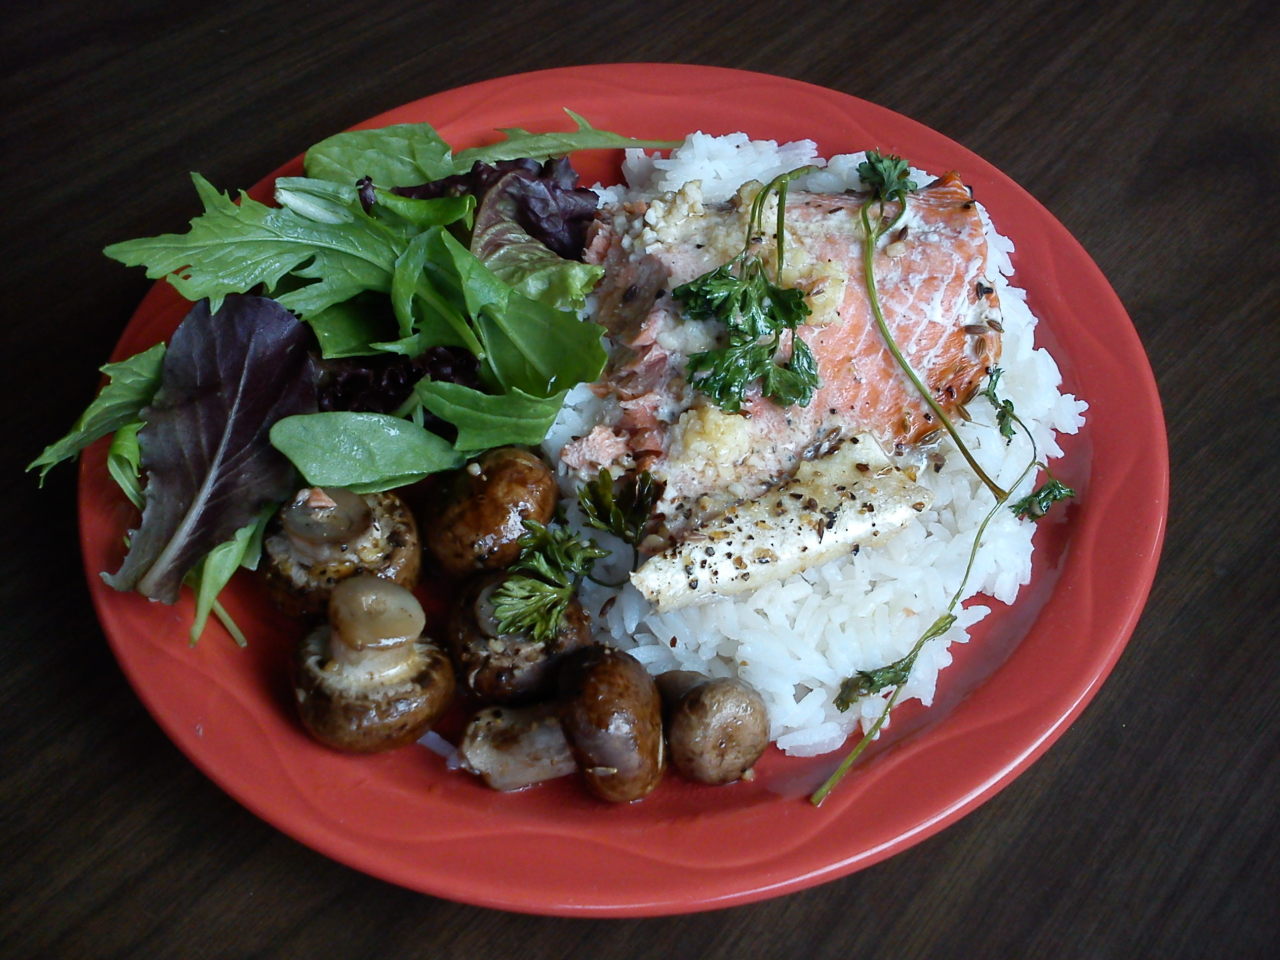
xmin=563 ymin=170 xmax=1002 ymax=546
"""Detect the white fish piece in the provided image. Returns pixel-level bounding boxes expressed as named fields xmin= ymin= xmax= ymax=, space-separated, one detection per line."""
xmin=631 ymin=436 xmax=931 ymax=612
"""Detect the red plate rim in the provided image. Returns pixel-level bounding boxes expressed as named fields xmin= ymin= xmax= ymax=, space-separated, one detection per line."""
xmin=79 ymin=63 xmax=1168 ymax=915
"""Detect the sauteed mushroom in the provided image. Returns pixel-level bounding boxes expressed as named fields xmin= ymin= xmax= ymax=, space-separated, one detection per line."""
xmin=293 ymin=575 xmax=453 ymax=752
xmin=558 ymin=646 xmax=665 ymax=803
xmin=447 ymin=572 xmax=592 ymax=704
xmin=425 ymin=447 xmax=557 ymax=577
xmin=458 ymin=703 xmax=577 ymax=792
xmin=263 ymin=487 xmax=421 ymax=617
xmin=657 ymin=671 xmax=769 ymax=785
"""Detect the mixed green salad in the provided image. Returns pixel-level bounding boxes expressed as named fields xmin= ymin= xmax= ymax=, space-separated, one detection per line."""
xmin=30 ymin=111 xmax=675 ymax=644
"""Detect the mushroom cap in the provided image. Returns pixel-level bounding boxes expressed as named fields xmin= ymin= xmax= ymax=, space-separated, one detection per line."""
xmin=447 ymin=572 xmax=593 ymax=704
xmin=262 ymin=490 xmax=421 ymax=618
xmin=293 ymin=625 xmax=454 ymax=753
xmin=664 ymin=676 xmax=769 ymax=785
xmin=425 ymin=447 xmax=557 ymax=577
xmin=558 ymin=646 xmax=665 ymax=803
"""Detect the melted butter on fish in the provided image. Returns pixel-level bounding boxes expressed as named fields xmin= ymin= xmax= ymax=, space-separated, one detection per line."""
xmin=631 ymin=436 xmax=931 ymax=612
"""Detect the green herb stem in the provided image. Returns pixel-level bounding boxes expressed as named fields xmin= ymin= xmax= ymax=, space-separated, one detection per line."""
xmin=859 ymin=202 xmax=1007 ymax=502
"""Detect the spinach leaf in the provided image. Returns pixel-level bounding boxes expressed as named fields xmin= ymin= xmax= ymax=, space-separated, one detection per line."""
xmin=29 ymin=342 xmax=166 ymax=484
xmin=409 ymin=380 xmax=568 ymax=451
xmin=103 ymin=295 xmax=317 ymax=604
xmin=305 ymin=293 xmax=398 ymax=359
xmin=303 ymin=122 xmax=455 ymax=186
xmin=452 ymin=109 xmax=678 ymax=168
xmin=269 ymin=411 xmax=463 ymax=492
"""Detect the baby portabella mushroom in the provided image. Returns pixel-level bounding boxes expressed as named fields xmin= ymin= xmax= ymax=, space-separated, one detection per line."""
xmin=558 ymin=646 xmax=665 ymax=803
xmin=293 ymin=575 xmax=454 ymax=753
xmin=447 ymin=572 xmax=592 ymax=704
xmin=425 ymin=447 xmax=557 ymax=577
xmin=458 ymin=702 xmax=577 ymax=792
xmin=263 ymin=486 xmax=421 ymax=617
xmin=657 ymin=671 xmax=769 ymax=785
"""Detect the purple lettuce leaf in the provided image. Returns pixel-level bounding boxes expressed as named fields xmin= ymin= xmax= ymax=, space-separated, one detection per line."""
xmin=104 ymin=295 xmax=317 ymax=603
xmin=392 ymin=157 xmax=598 ymax=259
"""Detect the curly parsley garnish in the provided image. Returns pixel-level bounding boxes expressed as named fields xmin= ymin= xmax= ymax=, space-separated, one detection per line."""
xmin=577 ymin=468 xmax=661 ymax=548
xmin=673 ymin=166 xmax=821 ymax=412
xmin=489 ymin=520 xmax=607 ymax=643
xmin=1011 ymin=475 xmax=1076 ymax=519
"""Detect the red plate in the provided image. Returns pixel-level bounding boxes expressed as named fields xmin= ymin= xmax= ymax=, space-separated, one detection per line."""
xmin=79 ymin=64 xmax=1167 ymax=915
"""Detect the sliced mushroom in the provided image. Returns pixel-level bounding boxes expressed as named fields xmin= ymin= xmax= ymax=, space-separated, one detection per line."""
xmin=293 ymin=575 xmax=453 ymax=753
xmin=558 ymin=646 xmax=665 ymax=803
xmin=658 ymin=672 xmax=769 ymax=785
xmin=447 ymin=572 xmax=593 ymax=704
xmin=425 ymin=447 xmax=557 ymax=577
xmin=458 ymin=703 xmax=577 ymax=792
xmin=263 ymin=487 xmax=421 ymax=617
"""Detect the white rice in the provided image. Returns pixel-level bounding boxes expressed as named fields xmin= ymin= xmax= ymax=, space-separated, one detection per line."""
xmin=546 ymin=135 xmax=1087 ymax=758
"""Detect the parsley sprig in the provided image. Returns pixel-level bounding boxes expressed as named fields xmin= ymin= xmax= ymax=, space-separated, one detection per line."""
xmin=811 ymin=159 xmax=1078 ymax=806
xmin=673 ymin=166 xmax=821 ymax=412
xmin=577 ymin=468 xmax=661 ymax=549
xmin=489 ymin=520 xmax=607 ymax=643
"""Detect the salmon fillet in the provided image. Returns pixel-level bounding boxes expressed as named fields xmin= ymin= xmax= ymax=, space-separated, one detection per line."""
xmin=564 ymin=171 xmax=1001 ymax=544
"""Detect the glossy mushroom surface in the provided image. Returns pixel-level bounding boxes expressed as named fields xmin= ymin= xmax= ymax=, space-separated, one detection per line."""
xmin=557 ymin=646 xmax=665 ymax=803
xmin=458 ymin=703 xmax=577 ymax=792
xmin=293 ymin=575 xmax=453 ymax=753
xmin=658 ymin=672 xmax=769 ymax=785
xmin=425 ymin=447 xmax=557 ymax=577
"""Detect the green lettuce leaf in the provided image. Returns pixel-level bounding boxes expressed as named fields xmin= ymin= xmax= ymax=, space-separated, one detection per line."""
xmin=28 ymin=342 xmax=166 ymax=484
xmin=105 ymin=421 xmax=145 ymax=509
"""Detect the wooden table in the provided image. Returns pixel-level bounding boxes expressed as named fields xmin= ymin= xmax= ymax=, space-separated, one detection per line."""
xmin=3 ymin=1 xmax=1276 ymax=956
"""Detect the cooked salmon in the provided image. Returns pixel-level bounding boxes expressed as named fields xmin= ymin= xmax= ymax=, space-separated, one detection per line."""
xmin=564 ymin=171 xmax=1001 ymax=546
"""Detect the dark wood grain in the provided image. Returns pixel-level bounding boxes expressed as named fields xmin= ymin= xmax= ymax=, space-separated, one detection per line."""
xmin=2 ymin=0 xmax=1276 ymax=957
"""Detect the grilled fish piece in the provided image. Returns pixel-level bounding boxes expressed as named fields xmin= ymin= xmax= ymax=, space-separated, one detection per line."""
xmin=630 ymin=435 xmax=930 ymax=612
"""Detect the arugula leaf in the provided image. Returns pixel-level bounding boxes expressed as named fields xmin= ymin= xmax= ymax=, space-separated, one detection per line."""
xmin=490 ymin=520 xmax=608 ymax=643
xmin=303 ymin=122 xmax=455 ymax=186
xmin=103 ymin=173 xmax=406 ymax=316
xmin=406 ymin=380 xmax=568 ymax=451
xmin=103 ymin=296 xmax=317 ymax=604
xmin=452 ymin=109 xmax=679 ymax=168
xmin=269 ymin=411 xmax=463 ymax=492
xmin=1011 ymin=474 xmax=1076 ymax=519
xmin=28 ymin=342 xmax=165 ymax=484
